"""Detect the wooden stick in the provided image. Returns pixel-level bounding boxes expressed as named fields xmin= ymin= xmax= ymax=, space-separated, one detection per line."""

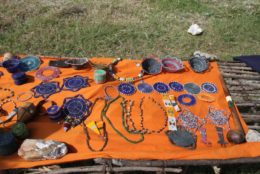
xmin=221 ymin=69 xmax=259 ymax=75
xmin=219 ymin=66 xmax=252 ymax=71
xmin=222 ymin=73 xmax=260 ymax=80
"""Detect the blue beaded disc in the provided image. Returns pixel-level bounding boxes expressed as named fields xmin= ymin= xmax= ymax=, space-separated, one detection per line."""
xmin=177 ymin=94 xmax=196 ymax=106
xmin=118 ymin=83 xmax=136 ymax=95
xmin=169 ymin=81 xmax=184 ymax=92
xmin=137 ymin=82 xmax=153 ymax=94
xmin=183 ymin=83 xmax=201 ymax=94
xmin=31 ymin=82 xmax=61 ymax=99
xmin=153 ymin=82 xmax=169 ymax=94
xmin=63 ymin=75 xmax=89 ymax=92
xmin=201 ymin=82 xmax=217 ymax=93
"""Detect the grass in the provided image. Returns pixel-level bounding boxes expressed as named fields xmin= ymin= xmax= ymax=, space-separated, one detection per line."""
xmin=0 ymin=0 xmax=259 ymax=60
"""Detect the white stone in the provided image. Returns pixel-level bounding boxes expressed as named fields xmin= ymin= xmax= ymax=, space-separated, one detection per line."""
xmin=193 ymin=50 xmax=218 ymax=61
xmin=187 ymin=24 xmax=203 ymax=36
xmin=18 ymin=139 xmax=68 ymax=161
xmin=246 ymin=129 xmax=260 ymax=142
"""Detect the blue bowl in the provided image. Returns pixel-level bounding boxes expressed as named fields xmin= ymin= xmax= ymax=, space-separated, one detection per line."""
xmin=2 ymin=59 xmax=21 ymax=73
xmin=12 ymin=72 xmax=26 ymax=80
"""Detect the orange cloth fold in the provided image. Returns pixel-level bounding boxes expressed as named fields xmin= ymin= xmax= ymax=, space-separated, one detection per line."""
xmin=0 ymin=56 xmax=259 ymax=170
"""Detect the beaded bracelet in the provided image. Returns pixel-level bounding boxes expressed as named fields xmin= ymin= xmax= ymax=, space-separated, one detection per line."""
xmin=0 ymin=87 xmax=15 ymax=102
xmin=16 ymin=92 xmax=33 ymax=102
xmin=0 ymin=99 xmax=18 ymax=124
xmin=35 ymin=66 xmax=60 ymax=82
xmin=104 ymin=85 xmax=119 ymax=100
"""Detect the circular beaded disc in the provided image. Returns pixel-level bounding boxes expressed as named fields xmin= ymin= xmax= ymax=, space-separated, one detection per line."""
xmin=201 ymin=82 xmax=217 ymax=93
xmin=177 ymin=94 xmax=196 ymax=106
xmin=63 ymin=95 xmax=92 ymax=118
xmin=118 ymin=83 xmax=136 ymax=95
xmin=184 ymin=83 xmax=201 ymax=94
xmin=32 ymin=82 xmax=61 ymax=99
xmin=137 ymin=82 xmax=153 ymax=94
xmin=169 ymin=81 xmax=183 ymax=92
xmin=63 ymin=75 xmax=89 ymax=92
xmin=153 ymin=82 xmax=169 ymax=93
xmin=20 ymin=56 xmax=41 ymax=72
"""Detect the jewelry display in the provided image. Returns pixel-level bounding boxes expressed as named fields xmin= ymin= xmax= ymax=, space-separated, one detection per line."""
xmin=169 ymin=81 xmax=184 ymax=92
xmin=199 ymin=127 xmax=212 ymax=146
xmin=62 ymin=94 xmax=92 ymax=131
xmin=35 ymin=66 xmax=60 ymax=82
xmin=0 ymin=99 xmax=18 ymax=124
xmin=215 ymin=126 xmax=228 ymax=147
xmin=137 ymin=82 xmax=153 ymax=94
xmin=177 ymin=94 xmax=196 ymax=106
xmin=161 ymin=56 xmax=184 ymax=72
xmin=183 ymin=83 xmax=201 ymax=94
xmin=118 ymin=83 xmax=136 ymax=96
xmin=16 ymin=92 xmax=34 ymax=102
xmin=153 ymin=82 xmax=169 ymax=94
xmin=122 ymin=96 xmax=168 ymax=134
xmin=0 ymin=87 xmax=15 ymax=103
xmin=206 ymin=106 xmax=230 ymax=129
xmin=19 ymin=56 xmax=41 ymax=72
xmin=189 ymin=56 xmax=209 ymax=73
xmin=62 ymin=75 xmax=89 ymax=92
xmin=201 ymin=82 xmax=217 ymax=93
xmin=197 ymin=93 xmax=215 ymax=102
xmin=31 ymin=82 xmax=62 ymax=99
xmin=177 ymin=108 xmax=205 ymax=133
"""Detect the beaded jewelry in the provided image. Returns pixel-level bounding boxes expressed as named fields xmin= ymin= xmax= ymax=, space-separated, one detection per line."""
xmin=177 ymin=108 xmax=205 ymax=133
xmin=201 ymin=82 xmax=217 ymax=93
xmin=0 ymin=99 xmax=18 ymax=124
xmin=215 ymin=126 xmax=228 ymax=146
xmin=31 ymin=81 xmax=62 ymax=99
xmin=137 ymin=82 xmax=153 ymax=94
xmin=121 ymin=96 xmax=168 ymax=134
xmin=35 ymin=66 xmax=60 ymax=82
xmin=16 ymin=92 xmax=33 ymax=102
xmin=0 ymin=87 xmax=15 ymax=103
xmin=118 ymin=83 xmax=136 ymax=96
xmin=199 ymin=127 xmax=212 ymax=146
xmin=177 ymin=94 xmax=196 ymax=106
xmin=63 ymin=94 xmax=92 ymax=131
xmin=183 ymin=83 xmax=201 ymax=95
xmin=153 ymin=82 xmax=169 ymax=94
xmin=104 ymin=85 xmax=119 ymax=100
xmin=169 ymin=81 xmax=184 ymax=92
xmin=62 ymin=75 xmax=89 ymax=92
xmin=206 ymin=106 xmax=230 ymax=130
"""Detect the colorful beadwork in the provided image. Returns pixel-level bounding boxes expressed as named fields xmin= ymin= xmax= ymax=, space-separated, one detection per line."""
xmin=118 ymin=83 xmax=136 ymax=95
xmin=63 ymin=94 xmax=92 ymax=131
xmin=31 ymin=82 xmax=62 ymax=99
xmin=169 ymin=81 xmax=183 ymax=92
xmin=206 ymin=106 xmax=230 ymax=129
xmin=36 ymin=66 xmax=60 ymax=82
xmin=177 ymin=94 xmax=196 ymax=106
xmin=137 ymin=82 xmax=153 ymax=94
xmin=19 ymin=56 xmax=41 ymax=72
xmin=216 ymin=126 xmax=228 ymax=146
xmin=63 ymin=75 xmax=89 ymax=92
xmin=183 ymin=83 xmax=201 ymax=94
xmin=153 ymin=82 xmax=169 ymax=94
xmin=201 ymin=82 xmax=217 ymax=93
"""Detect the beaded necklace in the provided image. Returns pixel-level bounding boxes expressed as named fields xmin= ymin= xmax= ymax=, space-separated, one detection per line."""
xmin=121 ymin=96 xmax=168 ymax=134
xmin=0 ymin=87 xmax=15 ymax=103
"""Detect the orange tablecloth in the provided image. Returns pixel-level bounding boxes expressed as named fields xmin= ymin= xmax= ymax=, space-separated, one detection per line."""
xmin=0 ymin=56 xmax=260 ymax=170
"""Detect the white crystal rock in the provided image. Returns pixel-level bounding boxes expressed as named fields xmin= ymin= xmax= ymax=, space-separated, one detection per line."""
xmin=187 ymin=24 xmax=203 ymax=35
xmin=246 ymin=129 xmax=260 ymax=142
xmin=18 ymin=139 xmax=68 ymax=161
xmin=193 ymin=50 xmax=218 ymax=61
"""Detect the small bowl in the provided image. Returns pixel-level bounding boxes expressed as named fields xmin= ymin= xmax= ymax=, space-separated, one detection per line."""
xmin=141 ymin=57 xmax=162 ymax=75
xmin=2 ymin=59 xmax=21 ymax=73
xmin=189 ymin=56 xmax=209 ymax=73
xmin=65 ymin=58 xmax=88 ymax=70
xmin=162 ymin=56 xmax=184 ymax=73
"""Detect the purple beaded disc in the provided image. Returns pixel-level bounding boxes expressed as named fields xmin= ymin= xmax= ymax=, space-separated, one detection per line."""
xmin=153 ymin=82 xmax=169 ymax=93
xmin=118 ymin=83 xmax=136 ymax=95
xmin=169 ymin=81 xmax=184 ymax=92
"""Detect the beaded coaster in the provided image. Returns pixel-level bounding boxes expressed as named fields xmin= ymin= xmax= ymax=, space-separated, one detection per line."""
xmin=63 ymin=75 xmax=89 ymax=92
xmin=31 ymin=82 xmax=62 ymax=99
xmin=137 ymin=82 xmax=153 ymax=94
xmin=35 ymin=66 xmax=60 ymax=82
xmin=153 ymin=82 xmax=169 ymax=94
xmin=201 ymin=82 xmax=217 ymax=93
xmin=169 ymin=81 xmax=183 ymax=92
xmin=183 ymin=83 xmax=201 ymax=94
xmin=20 ymin=56 xmax=41 ymax=72
xmin=118 ymin=83 xmax=136 ymax=95
xmin=177 ymin=94 xmax=196 ymax=106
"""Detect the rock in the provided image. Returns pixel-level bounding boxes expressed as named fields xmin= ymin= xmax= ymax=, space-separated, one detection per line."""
xmin=193 ymin=50 xmax=218 ymax=61
xmin=187 ymin=24 xmax=203 ymax=36
xmin=3 ymin=52 xmax=15 ymax=62
xmin=18 ymin=139 xmax=68 ymax=161
xmin=17 ymin=102 xmax=36 ymax=123
xmin=246 ymin=129 xmax=260 ymax=142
